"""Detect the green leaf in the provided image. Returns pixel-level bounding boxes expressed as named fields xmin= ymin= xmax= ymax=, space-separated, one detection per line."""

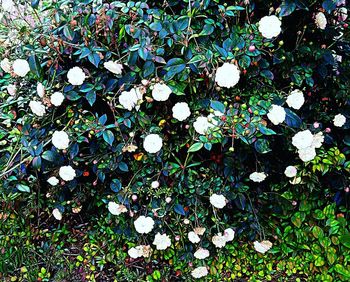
xmin=28 ymin=55 xmax=42 ymax=79
xmin=210 ymin=100 xmax=225 ymax=113
xmin=285 ymin=109 xmax=302 ymax=128
xmin=85 ymin=91 xmax=96 ymax=106
xmin=188 ymin=55 xmax=206 ymax=64
xmin=103 ymin=130 xmax=114 ymax=146
xmin=164 ymin=58 xmax=186 ymax=81
xmin=42 ymin=150 xmax=57 ymax=162
xmin=339 ymin=234 xmax=350 ymax=249
xmin=188 ymin=142 xmax=203 ymax=152
xmin=17 ymin=184 xmax=30 ymax=193
xmin=149 ymin=22 xmax=162 ymax=31
xmin=254 ymin=139 xmax=271 ymax=154
xmin=199 ymin=24 xmax=214 ymax=36
xmin=88 ymin=53 xmax=101 ymax=68
xmin=63 ymin=26 xmax=75 ymax=41
xmin=257 ymin=124 xmax=276 ymax=135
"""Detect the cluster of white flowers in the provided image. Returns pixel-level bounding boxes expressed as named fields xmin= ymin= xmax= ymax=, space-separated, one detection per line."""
xmin=258 ymin=15 xmax=282 ymax=39
xmin=212 ymin=228 xmax=235 ymax=248
xmin=108 ymin=202 xmax=127 ymax=215
xmin=215 ymin=63 xmax=240 ymax=88
xmin=249 ymin=172 xmax=267 ymax=183
xmin=292 ymin=130 xmax=324 ymax=162
xmin=134 ymin=215 xmax=155 ymax=234
xmin=209 ymin=193 xmax=227 ymax=209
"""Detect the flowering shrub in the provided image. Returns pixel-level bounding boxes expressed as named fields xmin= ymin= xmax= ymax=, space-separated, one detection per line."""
xmin=1 ymin=0 xmax=350 ymax=280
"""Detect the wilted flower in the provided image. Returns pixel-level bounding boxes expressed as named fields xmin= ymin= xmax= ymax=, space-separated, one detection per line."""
xmin=212 ymin=233 xmax=227 ymax=248
xmin=6 ymin=84 xmax=16 ymax=96
xmin=215 ymin=63 xmax=240 ymax=88
xmin=108 ymin=202 xmax=127 ymax=215
xmin=52 ymin=208 xmax=62 ymax=221
xmin=0 ymin=58 xmax=11 ymax=73
xmin=119 ymin=87 xmax=142 ymax=111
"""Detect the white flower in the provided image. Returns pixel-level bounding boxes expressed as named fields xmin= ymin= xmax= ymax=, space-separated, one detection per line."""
xmin=172 ymin=102 xmax=191 ymax=121
xmin=108 ymin=202 xmax=127 ymax=215
xmin=292 ymin=130 xmax=314 ymax=150
xmin=194 ymin=248 xmax=210 ymax=260
xmin=13 ymin=59 xmax=30 ymax=77
xmin=223 ymin=228 xmax=235 ymax=242
xmin=193 ymin=116 xmax=214 ymax=135
xmin=47 ymin=176 xmax=59 ymax=186
xmin=0 ymin=58 xmax=11 ymax=73
xmin=151 ymin=181 xmax=160 ymax=188
xmin=315 ymin=12 xmax=327 ymax=30
xmin=191 ymin=267 xmax=208 ymax=279
xmin=212 ymin=233 xmax=227 ymax=248
xmin=215 ymin=63 xmax=240 ymax=88
xmin=209 ymin=194 xmax=226 ymax=209
xmin=128 ymin=247 xmax=143 ymax=259
xmin=52 ymin=208 xmax=62 ymax=221
xmin=6 ymin=84 xmax=16 ymax=96
xmin=253 ymin=240 xmax=273 ymax=254
xmin=267 ymin=105 xmax=285 ymax=125
xmin=37 ymin=83 xmax=45 ymax=98
xmin=333 ymin=114 xmax=346 ymax=127
xmin=298 ymin=147 xmax=316 ymax=162
xmin=51 ymin=92 xmax=65 ymax=106
xmin=188 ymin=231 xmax=201 ymax=243
xmin=59 ymin=165 xmax=76 ymax=181
xmin=52 ymin=131 xmax=69 ymax=150
xmin=152 ymin=83 xmax=172 ymax=101
xmin=143 ymin=134 xmax=163 ymax=153
xmin=284 ymin=166 xmax=297 ymax=178
xmin=312 ymin=132 xmax=324 ymax=148
xmin=153 ymin=232 xmax=171 ymax=250
xmin=258 ymin=15 xmax=282 ymax=39
xmin=286 ymin=89 xmax=305 ymax=110
xmin=194 ymin=227 xmax=206 ymax=236
xmin=249 ymin=172 xmax=267 ymax=183
xmin=134 ymin=216 xmax=154 ymax=234
xmin=2 ymin=0 xmax=15 ymax=13
xmin=104 ymin=61 xmax=123 ymax=75
xmin=29 ymin=101 xmax=46 ymax=116
xmin=290 ymin=177 xmax=302 ymax=185
xmin=119 ymin=87 xmax=142 ymax=111
xmin=67 ymin=67 xmax=86 ymax=85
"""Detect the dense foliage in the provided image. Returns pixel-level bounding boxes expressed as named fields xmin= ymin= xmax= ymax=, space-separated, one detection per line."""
xmin=1 ymin=0 xmax=350 ymax=281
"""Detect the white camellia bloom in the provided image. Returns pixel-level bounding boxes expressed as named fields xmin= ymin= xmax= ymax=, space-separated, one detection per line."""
xmin=333 ymin=114 xmax=346 ymax=127
xmin=13 ymin=59 xmax=30 ymax=77
xmin=128 ymin=245 xmax=151 ymax=258
xmin=2 ymin=0 xmax=14 ymax=12
xmin=194 ymin=248 xmax=210 ymax=260
xmin=209 ymin=194 xmax=226 ymax=209
xmin=151 ymin=181 xmax=160 ymax=188
xmin=119 ymin=87 xmax=142 ymax=111
xmin=59 ymin=165 xmax=76 ymax=181
xmin=108 ymin=202 xmax=127 ymax=215
xmin=292 ymin=130 xmax=314 ymax=150
xmin=51 ymin=92 xmax=65 ymax=106
xmin=172 ymin=102 xmax=191 ymax=121
xmin=223 ymin=228 xmax=235 ymax=242
xmin=284 ymin=166 xmax=297 ymax=178
xmin=267 ymin=105 xmax=285 ymax=125
xmin=191 ymin=266 xmax=208 ymax=279
xmin=153 ymin=232 xmax=172 ymax=250
xmin=52 ymin=208 xmax=62 ymax=221
xmin=286 ymin=89 xmax=305 ymax=110
xmin=152 ymin=83 xmax=172 ymax=101
xmin=212 ymin=233 xmax=227 ymax=248
xmin=37 ymin=83 xmax=45 ymax=98
xmin=7 ymin=84 xmax=16 ymax=96
xmin=29 ymin=101 xmax=46 ymax=116
xmin=215 ymin=63 xmax=240 ymax=88
xmin=258 ymin=15 xmax=282 ymax=39
xmin=52 ymin=130 xmax=69 ymax=150
xmin=253 ymin=240 xmax=273 ymax=254
xmin=143 ymin=134 xmax=163 ymax=153
xmin=188 ymin=231 xmax=201 ymax=243
xmin=67 ymin=67 xmax=86 ymax=85
xmin=104 ymin=61 xmax=123 ymax=75
xmin=312 ymin=132 xmax=324 ymax=149
xmin=249 ymin=172 xmax=267 ymax=183
xmin=47 ymin=176 xmax=59 ymax=186
xmin=298 ymin=146 xmax=316 ymax=162
xmin=193 ymin=116 xmax=214 ymax=135
xmin=0 ymin=58 xmax=11 ymax=73
xmin=315 ymin=12 xmax=327 ymax=30
xmin=134 ymin=216 xmax=155 ymax=234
